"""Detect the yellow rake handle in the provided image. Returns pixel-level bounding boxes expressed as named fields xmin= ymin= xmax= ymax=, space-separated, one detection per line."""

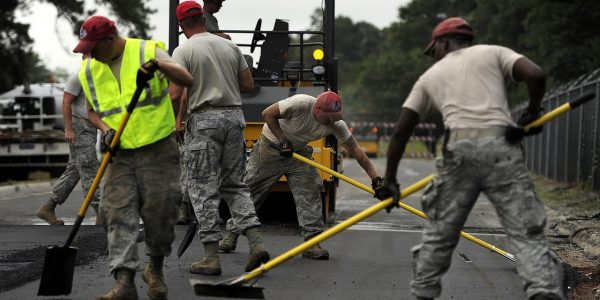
xmin=290 ymin=154 xmax=515 ymax=262
xmin=242 ymin=173 xmax=433 ymax=282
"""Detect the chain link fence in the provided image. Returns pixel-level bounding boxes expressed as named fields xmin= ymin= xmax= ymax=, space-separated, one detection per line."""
xmin=511 ymin=68 xmax=600 ymax=189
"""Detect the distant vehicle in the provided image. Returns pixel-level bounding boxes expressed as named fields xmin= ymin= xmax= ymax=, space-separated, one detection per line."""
xmin=169 ymin=0 xmax=340 ymax=222
xmin=0 ymin=83 xmax=69 ymax=180
xmin=347 ymin=121 xmax=381 ymax=158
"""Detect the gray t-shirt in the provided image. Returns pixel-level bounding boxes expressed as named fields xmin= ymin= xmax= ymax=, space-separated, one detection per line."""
xmin=403 ymin=44 xmax=524 ymax=129
xmin=64 ymin=72 xmax=88 ymax=119
xmin=172 ymin=32 xmax=248 ymax=111
xmin=261 ymin=94 xmax=352 ymax=150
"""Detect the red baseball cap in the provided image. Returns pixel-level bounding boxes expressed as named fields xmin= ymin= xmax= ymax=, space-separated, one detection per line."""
xmin=73 ymin=16 xmax=117 ymax=54
xmin=315 ymin=91 xmax=343 ymax=121
xmin=424 ymin=17 xmax=474 ymax=56
xmin=176 ymin=1 xmax=204 ymax=21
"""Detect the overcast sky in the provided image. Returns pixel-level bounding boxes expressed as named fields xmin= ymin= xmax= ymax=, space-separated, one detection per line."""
xmin=18 ymin=0 xmax=409 ymax=74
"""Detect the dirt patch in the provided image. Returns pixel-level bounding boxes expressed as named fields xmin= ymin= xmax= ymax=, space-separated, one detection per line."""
xmin=532 ymin=174 xmax=600 ymax=299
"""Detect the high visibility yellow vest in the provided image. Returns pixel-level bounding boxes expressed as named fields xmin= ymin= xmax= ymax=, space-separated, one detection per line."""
xmin=79 ymin=38 xmax=174 ymax=149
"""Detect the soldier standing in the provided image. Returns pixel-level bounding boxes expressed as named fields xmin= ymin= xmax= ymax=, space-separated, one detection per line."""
xmin=36 ymin=64 xmax=102 ymax=226
xmin=170 ymin=1 xmax=270 ymax=275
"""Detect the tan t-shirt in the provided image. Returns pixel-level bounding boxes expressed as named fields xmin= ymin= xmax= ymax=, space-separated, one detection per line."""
xmin=403 ymin=44 xmax=524 ymax=129
xmin=172 ymin=32 xmax=248 ymax=112
xmin=262 ymin=94 xmax=352 ymax=149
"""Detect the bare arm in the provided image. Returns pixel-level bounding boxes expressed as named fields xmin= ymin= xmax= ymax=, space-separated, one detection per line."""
xmin=262 ymin=102 xmax=286 ymax=141
xmin=384 ymin=107 xmax=420 ymax=181
xmin=87 ymin=108 xmax=111 ymax=133
xmin=343 ymin=135 xmax=379 ymax=179
xmin=238 ymin=67 xmax=254 ymax=93
xmin=62 ymin=92 xmax=76 ymax=144
xmin=156 ymin=58 xmax=194 ymax=87
xmin=513 ymin=57 xmax=546 ymax=114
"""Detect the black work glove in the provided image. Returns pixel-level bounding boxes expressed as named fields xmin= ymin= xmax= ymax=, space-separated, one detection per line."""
xmin=371 ymin=176 xmax=384 ymax=191
xmin=101 ymin=128 xmax=118 ymax=155
xmin=279 ymin=139 xmax=293 ymax=158
xmin=374 ymin=179 xmax=400 ymax=213
xmin=505 ymin=111 xmax=543 ymax=144
xmin=136 ymin=59 xmax=160 ymax=87
xmin=518 ymin=111 xmax=543 ymax=136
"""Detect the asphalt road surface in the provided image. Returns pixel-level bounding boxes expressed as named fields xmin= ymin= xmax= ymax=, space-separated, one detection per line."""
xmin=0 ymin=158 xmax=526 ymax=300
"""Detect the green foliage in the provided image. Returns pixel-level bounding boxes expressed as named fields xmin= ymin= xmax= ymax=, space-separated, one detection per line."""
xmin=0 ymin=0 xmax=155 ymax=94
xmin=339 ymin=0 xmax=600 ymax=120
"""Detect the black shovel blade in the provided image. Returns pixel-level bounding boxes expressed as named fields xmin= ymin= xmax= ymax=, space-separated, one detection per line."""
xmin=177 ymin=221 xmax=197 ymax=257
xmin=38 ymin=245 xmax=78 ymax=296
xmin=192 ymin=279 xmax=265 ymax=299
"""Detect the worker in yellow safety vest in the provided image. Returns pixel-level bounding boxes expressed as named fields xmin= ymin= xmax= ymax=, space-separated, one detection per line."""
xmin=74 ymin=15 xmax=193 ymax=300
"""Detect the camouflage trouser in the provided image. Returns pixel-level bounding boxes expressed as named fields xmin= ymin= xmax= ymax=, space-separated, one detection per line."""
xmin=101 ymin=136 xmax=180 ymax=273
xmin=185 ymin=108 xmax=260 ymax=243
xmin=50 ymin=117 xmax=100 ymax=206
xmin=225 ymin=136 xmax=324 ymax=239
xmin=179 ymin=145 xmax=190 ymax=207
xmin=410 ymin=133 xmax=564 ymax=299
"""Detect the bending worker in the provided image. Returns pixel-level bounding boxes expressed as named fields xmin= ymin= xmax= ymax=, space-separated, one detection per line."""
xmin=375 ymin=17 xmax=564 ymax=300
xmin=171 ymin=1 xmax=270 ymax=276
xmin=73 ymin=15 xmax=193 ymax=300
xmin=220 ymin=91 xmax=384 ymax=260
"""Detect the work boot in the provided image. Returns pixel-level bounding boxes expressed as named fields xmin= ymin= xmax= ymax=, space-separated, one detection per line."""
xmin=176 ymin=204 xmax=189 ymax=225
xmin=190 ymin=242 xmax=221 ymax=275
xmin=219 ymin=231 xmax=239 ymax=253
xmin=36 ymin=204 xmax=64 ymax=225
xmin=96 ymin=268 xmax=137 ymax=300
xmin=142 ymin=256 xmax=168 ymax=300
xmin=244 ymin=227 xmax=270 ymax=271
xmin=302 ymin=244 xmax=329 ymax=260
xmin=245 ymin=242 xmax=270 ymax=272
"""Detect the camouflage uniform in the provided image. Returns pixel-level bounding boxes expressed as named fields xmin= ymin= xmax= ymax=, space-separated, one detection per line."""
xmin=185 ymin=108 xmax=261 ymax=243
xmin=101 ymin=136 xmax=180 ymax=273
xmin=226 ymin=135 xmax=324 ymax=239
xmin=49 ymin=117 xmax=100 ymax=206
xmin=411 ymin=130 xmax=564 ymax=299
xmin=179 ymin=143 xmax=191 ymax=215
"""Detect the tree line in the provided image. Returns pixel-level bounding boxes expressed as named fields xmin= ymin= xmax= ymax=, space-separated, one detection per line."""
xmin=2 ymin=0 xmax=600 ymax=123
xmin=330 ymin=0 xmax=600 ymax=121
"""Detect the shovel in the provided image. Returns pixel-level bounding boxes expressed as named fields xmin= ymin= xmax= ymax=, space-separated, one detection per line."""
xmin=190 ymin=174 xmax=433 ymax=299
xmin=189 ymin=91 xmax=595 ymax=299
xmin=38 ymin=61 xmax=159 ymax=296
xmin=177 ymin=200 xmax=198 ymax=257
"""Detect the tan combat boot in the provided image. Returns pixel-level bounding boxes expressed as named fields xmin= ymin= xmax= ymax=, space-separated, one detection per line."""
xmin=190 ymin=242 xmax=221 ymax=275
xmin=142 ymin=256 xmax=168 ymax=300
xmin=96 ymin=268 xmax=137 ymax=300
xmin=302 ymin=244 xmax=329 ymax=260
xmin=244 ymin=227 xmax=270 ymax=272
xmin=218 ymin=231 xmax=239 ymax=253
xmin=36 ymin=204 xmax=64 ymax=225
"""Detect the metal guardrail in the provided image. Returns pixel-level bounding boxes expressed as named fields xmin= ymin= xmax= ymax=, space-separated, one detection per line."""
xmin=511 ymin=67 xmax=600 ymax=189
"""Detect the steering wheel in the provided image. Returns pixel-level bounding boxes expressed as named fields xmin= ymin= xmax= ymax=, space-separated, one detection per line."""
xmin=250 ymin=18 xmax=265 ymax=53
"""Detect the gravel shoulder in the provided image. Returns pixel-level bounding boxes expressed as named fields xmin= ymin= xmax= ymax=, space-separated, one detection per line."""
xmin=533 ymin=174 xmax=600 ymax=299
